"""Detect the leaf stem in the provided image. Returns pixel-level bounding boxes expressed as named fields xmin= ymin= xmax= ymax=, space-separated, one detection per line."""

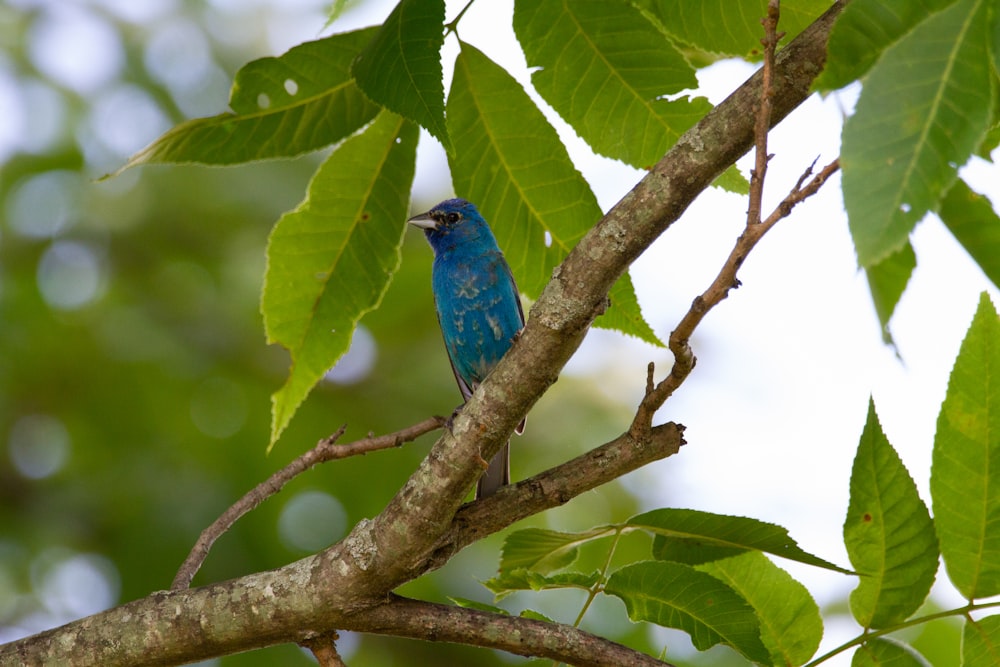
xmin=445 ymin=0 xmax=475 ymax=33
xmin=572 ymin=528 xmax=623 ymax=628
xmin=803 ymin=600 xmax=1000 ymax=666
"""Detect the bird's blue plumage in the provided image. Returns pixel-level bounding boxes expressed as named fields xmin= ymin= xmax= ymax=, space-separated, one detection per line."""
xmin=407 ymin=198 xmax=524 ymax=498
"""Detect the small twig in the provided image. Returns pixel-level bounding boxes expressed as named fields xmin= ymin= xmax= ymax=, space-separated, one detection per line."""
xmin=171 ymin=416 xmax=446 ymax=590
xmin=631 ymin=1 xmax=840 ymax=434
xmin=747 ymin=0 xmax=783 ymax=226
xmin=302 ymin=633 xmax=347 ymax=667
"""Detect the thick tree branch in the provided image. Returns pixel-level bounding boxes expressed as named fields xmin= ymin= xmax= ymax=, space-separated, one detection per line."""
xmin=0 ymin=3 xmax=844 ymax=664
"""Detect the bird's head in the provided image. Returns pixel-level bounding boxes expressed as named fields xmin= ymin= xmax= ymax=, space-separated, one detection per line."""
xmin=407 ymin=198 xmax=495 ymax=254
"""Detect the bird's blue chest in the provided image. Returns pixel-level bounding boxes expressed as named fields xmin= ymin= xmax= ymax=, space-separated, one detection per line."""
xmin=432 ymin=250 xmax=521 ymax=385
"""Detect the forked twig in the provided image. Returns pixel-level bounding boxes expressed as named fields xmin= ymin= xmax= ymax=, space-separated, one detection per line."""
xmin=631 ymin=0 xmax=840 ymax=434
xmin=172 ymin=416 xmax=446 ymax=590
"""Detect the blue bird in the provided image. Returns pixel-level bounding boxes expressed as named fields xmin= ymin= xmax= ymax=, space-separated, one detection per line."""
xmin=408 ymin=199 xmax=525 ymax=498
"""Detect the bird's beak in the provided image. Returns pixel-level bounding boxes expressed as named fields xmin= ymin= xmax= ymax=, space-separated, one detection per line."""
xmin=406 ymin=211 xmax=437 ymax=230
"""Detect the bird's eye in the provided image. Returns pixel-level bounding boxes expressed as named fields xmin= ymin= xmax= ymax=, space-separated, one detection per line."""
xmin=446 ymin=212 xmax=460 ymax=224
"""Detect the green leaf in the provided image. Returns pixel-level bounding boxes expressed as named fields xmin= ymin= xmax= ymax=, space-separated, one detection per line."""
xmin=447 ymin=41 xmax=661 ymax=344
xmin=931 ymin=292 xmax=1000 ymax=599
xmin=117 ymin=28 xmax=381 ymax=169
xmin=605 ymin=561 xmax=770 ymax=663
xmin=262 ymin=112 xmax=418 ymax=448
xmin=816 ymin=0 xmax=960 ymax=90
xmin=351 ymin=0 xmax=449 ymax=149
xmin=698 ymin=552 xmax=822 ymax=667
xmin=852 ymin=638 xmax=932 ymax=667
xmin=864 ymin=243 xmax=916 ymax=345
xmin=842 ymin=0 xmax=995 ymax=267
xmin=514 ymin=0 xmax=710 ymax=169
xmin=713 ymin=166 xmax=751 ymax=195
xmin=648 ymin=0 xmax=830 ymax=57
xmin=940 ymin=180 xmax=1000 ymax=290
xmin=499 ymin=527 xmax=614 ymax=574
xmin=484 ymin=569 xmax=602 ymax=598
xmin=448 ymin=597 xmax=508 ymax=614
xmin=963 ymin=615 xmax=1000 ymax=667
xmin=630 ymin=507 xmax=851 ymax=573
xmin=844 ymin=399 xmax=938 ymax=628
xmin=519 ymin=609 xmax=554 ymax=622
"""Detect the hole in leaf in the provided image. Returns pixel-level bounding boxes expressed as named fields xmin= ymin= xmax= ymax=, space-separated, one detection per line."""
xmin=544 ymin=230 xmax=553 ymax=248
xmin=284 ymin=79 xmax=298 ymax=95
xmin=899 ymin=203 xmax=911 ymax=214
xmin=257 ymin=93 xmax=271 ymax=109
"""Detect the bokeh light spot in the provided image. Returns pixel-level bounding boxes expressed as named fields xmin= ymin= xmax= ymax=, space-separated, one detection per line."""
xmin=7 ymin=171 xmax=81 ymax=239
xmin=34 ymin=552 xmax=120 ymax=618
xmin=36 ymin=241 xmax=104 ymax=310
xmin=190 ymin=377 xmax=248 ymax=439
xmin=28 ymin=7 xmax=123 ymax=94
xmin=8 ymin=414 xmax=70 ymax=480
xmin=324 ymin=325 xmax=376 ymax=385
xmin=277 ymin=490 xmax=347 ymax=553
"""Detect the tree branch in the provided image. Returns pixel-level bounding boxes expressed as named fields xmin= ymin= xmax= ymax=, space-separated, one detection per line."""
xmin=172 ymin=417 xmax=445 ymax=590
xmin=0 ymin=3 xmax=844 ymax=664
xmin=356 ymin=595 xmax=675 ymax=667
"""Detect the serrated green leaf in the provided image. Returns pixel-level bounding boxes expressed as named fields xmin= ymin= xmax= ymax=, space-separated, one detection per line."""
xmin=842 ymin=0 xmax=994 ymax=268
xmin=648 ymin=0 xmax=830 ymax=58
xmin=845 ymin=399 xmax=938 ymax=628
xmin=447 ymin=41 xmax=661 ymax=344
xmin=500 ymin=527 xmax=614 ymax=574
xmin=713 ymin=165 xmax=751 ymax=195
xmin=117 ymin=29 xmax=381 ymax=170
xmin=816 ymin=0 xmax=959 ymax=91
xmin=931 ymin=292 xmax=1000 ymax=599
xmin=853 ymin=638 xmax=932 ymax=667
xmin=605 ymin=561 xmax=769 ymax=663
xmin=514 ymin=0 xmax=709 ymax=169
xmin=963 ymin=615 xmax=1000 ymax=667
xmin=262 ymin=112 xmax=418 ymax=448
xmin=940 ymin=180 xmax=1000 ymax=290
xmin=484 ymin=569 xmax=602 ymax=598
xmin=864 ymin=243 xmax=916 ymax=345
xmin=448 ymin=596 xmax=509 ymax=614
xmin=352 ymin=0 xmax=449 ymax=149
xmin=698 ymin=552 xmax=822 ymax=667
xmin=631 ymin=507 xmax=851 ymax=573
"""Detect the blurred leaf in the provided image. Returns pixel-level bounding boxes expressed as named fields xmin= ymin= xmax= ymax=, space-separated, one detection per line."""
xmin=864 ymin=243 xmax=916 ymax=345
xmin=939 ymin=179 xmax=1000 ymax=289
xmin=816 ymin=0 xmax=959 ymax=90
xmin=844 ymin=399 xmax=938 ymax=628
xmin=698 ymin=552 xmax=822 ymax=667
xmin=117 ymin=29 xmax=381 ymax=169
xmin=519 ymin=609 xmax=554 ymax=622
xmin=514 ymin=0 xmax=709 ymax=169
xmin=605 ymin=561 xmax=769 ymax=663
xmin=448 ymin=597 xmax=509 ymax=614
xmin=352 ymin=0 xmax=449 ymax=149
xmin=842 ymin=0 xmax=994 ymax=268
xmin=262 ymin=112 xmax=418 ymax=447
xmin=447 ymin=41 xmax=661 ymax=344
xmin=963 ymin=615 xmax=1000 ymax=667
xmin=931 ymin=292 xmax=1000 ymax=599
xmin=631 ymin=507 xmax=851 ymax=573
xmin=852 ymin=638 xmax=932 ymax=666
xmin=499 ymin=527 xmax=614 ymax=574
xmin=647 ymin=0 xmax=830 ymax=57
xmin=484 ymin=569 xmax=601 ymax=598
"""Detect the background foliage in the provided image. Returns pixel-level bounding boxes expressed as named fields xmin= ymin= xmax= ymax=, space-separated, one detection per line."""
xmin=1 ymin=0 xmax=999 ymax=665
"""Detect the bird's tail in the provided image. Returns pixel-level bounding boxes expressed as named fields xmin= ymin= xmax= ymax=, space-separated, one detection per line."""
xmin=476 ymin=440 xmax=510 ymax=499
